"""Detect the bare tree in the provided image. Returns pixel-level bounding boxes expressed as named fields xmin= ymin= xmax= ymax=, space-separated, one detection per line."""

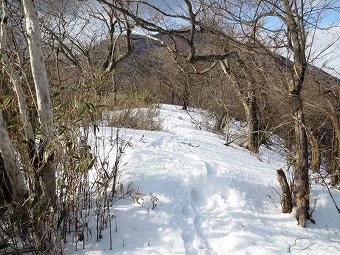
xmin=307 ymin=84 xmax=340 ymax=184
xmin=23 ymin=0 xmax=56 ymax=203
xmin=275 ymin=0 xmax=309 ymax=228
xmin=98 ymin=0 xmax=340 ymax=227
xmin=220 ymin=52 xmax=260 ymax=152
xmin=328 ymin=91 xmax=340 ymax=185
xmin=96 ymin=0 xmax=266 ymax=152
xmin=242 ymin=0 xmax=340 ymax=226
xmin=41 ymin=0 xmax=135 ymax=99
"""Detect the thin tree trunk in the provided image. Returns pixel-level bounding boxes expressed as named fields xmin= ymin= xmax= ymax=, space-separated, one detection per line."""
xmin=112 ymin=72 xmax=117 ymax=104
xmin=331 ymin=114 xmax=340 ymax=185
xmin=182 ymin=76 xmax=190 ymax=111
xmin=242 ymin=91 xmax=260 ymax=153
xmin=23 ymin=0 xmax=56 ymax=204
xmin=310 ymin=132 xmax=320 ymax=173
xmin=220 ymin=58 xmax=260 ymax=153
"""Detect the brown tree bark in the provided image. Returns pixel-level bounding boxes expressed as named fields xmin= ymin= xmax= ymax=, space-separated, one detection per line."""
xmin=242 ymin=92 xmax=260 ymax=153
xmin=277 ymin=169 xmax=293 ymax=213
xmin=292 ymin=93 xmax=309 ymax=227
xmin=330 ymin=111 xmax=340 ymax=185
xmin=280 ymin=0 xmax=310 ymax=227
xmin=310 ymin=132 xmax=320 ymax=173
xmin=221 ymin=56 xmax=260 ymax=153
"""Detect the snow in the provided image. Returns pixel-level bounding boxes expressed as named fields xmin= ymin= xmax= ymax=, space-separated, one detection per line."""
xmin=66 ymin=104 xmax=340 ymax=255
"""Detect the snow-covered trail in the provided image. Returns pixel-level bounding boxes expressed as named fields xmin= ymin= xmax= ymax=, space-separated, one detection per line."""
xmin=68 ymin=104 xmax=340 ymax=255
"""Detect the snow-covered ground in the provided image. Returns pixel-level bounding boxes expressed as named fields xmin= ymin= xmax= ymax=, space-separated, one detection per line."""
xmin=66 ymin=104 xmax=340 ymax=255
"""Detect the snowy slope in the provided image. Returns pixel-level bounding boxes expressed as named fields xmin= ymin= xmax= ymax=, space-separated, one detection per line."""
xmin=66 ymin=104 xmax=340 ymax=255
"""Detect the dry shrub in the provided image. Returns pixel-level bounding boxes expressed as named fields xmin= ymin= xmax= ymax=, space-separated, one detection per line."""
xmin=114 ymin=91 xmax=155 ymax=109
xmin=105 ymin=106 xmax=163 ymax=131
xmin=1 ymin=83 xmax=161 ymax=253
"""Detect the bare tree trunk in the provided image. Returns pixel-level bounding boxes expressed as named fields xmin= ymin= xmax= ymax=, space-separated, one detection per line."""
xmin=182 ymin=82 xmax=189 ymax=111
xmin=310 ymin=132 xmax=320 ymax=173
xmin=282 ymin=0 xmax=309 ymax=227
xmin=112 ymin=72 xmax=117 ymax=105
xmin=291 ymin=92 xmax=309 ymax=227
xmin=220 ymin=58 xmax=260 ymax=153
xmin=331 ymin=114 xmax=340 ymax=185
xmin=242 ymin=91 xmax=260 ymax=153
xmin=0 ymin=109 xmax=28 ymax=202
xmin=23 ymin=0 xmax=56 ymax=204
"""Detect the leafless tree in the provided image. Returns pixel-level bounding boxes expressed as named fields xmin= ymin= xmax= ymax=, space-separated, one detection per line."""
xmin=96 ymin=0 xmax=268 ymax=152
xmin=98 ymin=0 xmax=340 ymax=227
xmin=22 ymin=0 xmax=57 ymax=203
xmin=41 ymin=0 xmax=135 ymax=98
xmin=237 ymin=0 xmax=340 ymax=227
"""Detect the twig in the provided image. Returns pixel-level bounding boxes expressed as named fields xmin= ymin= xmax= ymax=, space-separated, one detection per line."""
xmin=301 ymin=242 xmax=316 ymax=251
xmin=272 ymin=186 xmax=282 ymax=198
xmin=317 ymin=172 xmax=340 ymax=214
xmin=184 ymin=108 xmax=201 ymax=129
xmin=288 ymin=238 xmax=315 ymax=252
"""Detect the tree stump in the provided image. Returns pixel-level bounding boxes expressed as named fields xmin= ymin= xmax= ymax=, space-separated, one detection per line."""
xmin=277 ymin=169 xmax=293 ymax=213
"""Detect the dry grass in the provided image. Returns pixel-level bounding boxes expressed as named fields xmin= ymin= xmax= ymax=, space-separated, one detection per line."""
xmin=104 ymin=106 xmax=163 ymax=131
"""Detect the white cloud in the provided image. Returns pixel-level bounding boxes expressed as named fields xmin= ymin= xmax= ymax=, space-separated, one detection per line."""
xmin=308 ymin=26 xmax=340 ymax=76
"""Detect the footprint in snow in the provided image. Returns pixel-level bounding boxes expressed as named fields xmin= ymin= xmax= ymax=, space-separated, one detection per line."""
xmin=182 ymin=202 xmax=195 ymax=217
xmin=191 ymin=189 xmax=201 ymax=207
xmin=205 ymin=162 xmax=217 ymax=177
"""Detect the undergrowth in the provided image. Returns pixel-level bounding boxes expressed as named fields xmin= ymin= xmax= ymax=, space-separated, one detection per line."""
xmin=0 ymin=85 xmax=159 ymax=253
xmin=104 ymin=106 xmax=163 ymax=131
